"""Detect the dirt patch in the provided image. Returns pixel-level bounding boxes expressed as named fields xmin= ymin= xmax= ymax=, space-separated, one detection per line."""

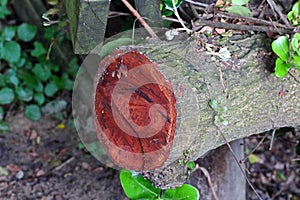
xmin=0 ymin=113 xmax=126 ymax=200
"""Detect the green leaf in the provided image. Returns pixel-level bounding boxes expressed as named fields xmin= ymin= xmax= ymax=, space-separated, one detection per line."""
xmin=0 ymin=0 xmax=10 ymax=19
xmin=161 ymin=184 xmax=200 ymax=200
xmin=0 ymin=106 xmax=4 ymax=120
xmin=32 ymin=63 xmax=52 ymax=81
xmin=44 ymin=81 xmax=59 ymax=97
xmin=31 ymin=41 xmax=47 ymax=57
xmin=5 ymin=69 xmax=19 ymax=86
xmin=67 ymin=58 xmax=79 ymax=78
xmin=21 ymin=71 xmax=38 ymax=89
xmin=17 ymin=23 xmax=37 ymax=42
xmin=232 ymin=0 xmax=249 ymax=6
xmin=0 ymin=41 xmax=21 ymax=63
xmin=0 ymin=74 xmax=6 ymax=87
xmin=25 ymin=105 xmax=41 ymax=121
xmin=34 ymin=92 xmax=45 ymax=105
xmin=0 ymin=87 xmax=14 ymax=104
xmin=291 ymin=33 xmax=300 ymax=55
xmin=120 ymin=169 xmax=160 ymax=199
xmin=1 ymin=26 xmax=16 ymax=41
xmin=292 ymin=54 xmax=300 ymax=68
xmin=287 ymin=2 xmax=300 ymax=26
xmin=60 ymin=73 xmax=74 ymax=90
xmin=15 ymin=87 xmax=33 ymax=102
xmin=163 ymin=0 xmax=183 ymax=11
xmin=272 ymin=36 xmax=290 ymax=62
xmin=35 ymin=81 xmax=44 ymax=92
xmin=275 ymin=58 xmax=290 ymax=78
xmin=187 ymin=161 xmax=196 ymax=170
xmin=0 ymin=121 xmax=9 ymax=131
xmin=248 ymin=154 xmax=260 ymax=164
xmin=100 ymin=37 xmax=132 ymax=58
xmin=226 ymin=5 xmax=252 ymax=17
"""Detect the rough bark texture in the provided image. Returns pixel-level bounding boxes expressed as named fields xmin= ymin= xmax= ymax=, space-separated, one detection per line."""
xmin=136 ymin=33 xmax=300 ymax=189
xmin=73 ymin=32 xmax=300 ymax=190
xmin=65 ymin=0 xmax=110 ymax=54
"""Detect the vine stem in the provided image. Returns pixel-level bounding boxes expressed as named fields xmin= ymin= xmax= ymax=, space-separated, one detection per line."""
xmin=121 ymin=0 xmax=159 ymax=39
xmin=172 ymin=0 xmax=193 ymax=34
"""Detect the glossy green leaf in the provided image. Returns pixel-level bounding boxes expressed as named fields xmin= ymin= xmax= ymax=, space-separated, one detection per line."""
xmin=15 ymin=87 xmax=33 ymax=102
xmin=0 ymin=121 xmax=9 ymax=131
xmin=31 ymin=41 xmax=47 ymax=57
xmin=34 ymin=92 xmax=45 ymax=105
xmin=291 ymin=33 xmax=300 ymax=55
xmin=292 ymin=54 xmax=300 ymax=69
xmin=226 ymin=5 xmax=252 ymax=17
xmin=0 ymin=0 xmax=10 ymax=19
xmin=272 ymin=36 xmax=290 ymax=62
xmin=161 ymin=184 xmax=200 ymax=200
xmin=21 ymin=71 xmax=38 ymax=89
xmin=61 ymin=73 xmax=74 ymax=90
xmin=232 ymin=0 xmax=249 ymax=6
xmin=120 ymin=170 xmax=160 ymax=199
xmin=187 ymin=161 xmax=196 ymax=170
xmin=5 ymin=69 xmax=19 ymax=86
xmin=0 ymin=87 xmax=14 ymax=104
xmin=275 ymin=58 xmax=290 ymax=78
xmin=35 ymin=81 xmax=44 ymax=92
xmin=17 ymin=23 xmax=37 ymax=42
xmin=0 ymin=41 xmax=21 ymax=63
xmin=25 ymin=105 xmax=41 ymax=121
xmin=67 ymin=58 xmax=79 ymax=78
xmin=1 ymin=26 xmax=16 ymax=41
xmin=163 ymin=0 xmax=183 ymax=11
xmin=44 ymin=81 xmax=59 ymax=97
xmin=0 ymin=106 xmax=4 ymax=120
xmin=287 ymin=2 xmax=300 ymax=26
xmin=32 ymin=63 xmax=52 ymax=81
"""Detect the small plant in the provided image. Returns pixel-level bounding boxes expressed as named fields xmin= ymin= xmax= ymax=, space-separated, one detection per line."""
xmin=0 ymin=0 xmax=79 ymax=131
xmin=216 ymin=0 xmax=252 ymax=17
xmin=209 ymin=97 xmax=228 ymax=126
xmin=272 ymin=33 xmax=300 ymax=78
xmin=287 ymin=1 xmax=300 ymax=26
xmin=120 ymin=169 xmax=200 ymax=200
xmin=160 ymin=0 xmax=183 ymax=17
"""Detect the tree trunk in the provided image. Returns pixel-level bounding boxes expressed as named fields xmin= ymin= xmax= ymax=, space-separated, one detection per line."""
xmin=73 ymin=32 xmax=300 ymax=189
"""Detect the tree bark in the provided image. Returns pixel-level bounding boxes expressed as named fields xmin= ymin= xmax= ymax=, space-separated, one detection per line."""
xmin=73 ymin=32 xmax=300 ymax=189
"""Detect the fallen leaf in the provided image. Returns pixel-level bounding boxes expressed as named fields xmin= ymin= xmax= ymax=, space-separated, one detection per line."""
xmin=0 ymin=166 xmax=9 ymax=176
xmin=6 ymin=164 xmax=20 ymax=172
xmin=36 ymin=169 xmax=45 ymax=177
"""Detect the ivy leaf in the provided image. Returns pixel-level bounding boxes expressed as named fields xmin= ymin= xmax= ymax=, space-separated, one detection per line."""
xmin=5 ymin=69 xmax=19 ymax=86
xmin=44 ymin=81 xmax=59 ymax=97
xmin=25 ymin=105 xmax=41 ymax=121
xmin=275 ymin=58 xmax=290 ymax=78
xmin=232 ymin=0 xmax=249 ymax=6
xmin=0 ymin=41 xmax=21 ymax=63
xmin=226 ymin=5 xmax=252 ymax=17
xmin=0 ymin=0 xmax=10 ymax=19
xmin=15 ymin=87 xmax=33 ymax=102
xmin=0 ymin=87 xmax=14 ymax=104
xmin=161 ymin=184 xmax=200 ymax=200
xmin=31 ymin=41 xmax=47 ymax=57
xmin=17 ymin=23 xmax=37 ymax=42
xmin=272 ymin=36 xmax=290 ymax=62
xmin=1 ymin=26 xmax=16 ymax=41
xmin=120 ymin=170 xmax=160 ymax=199
xmin=32 ymin=63 xmax=52 ymax=81
xmin=34 ymin=92 xmax=45 ymax=105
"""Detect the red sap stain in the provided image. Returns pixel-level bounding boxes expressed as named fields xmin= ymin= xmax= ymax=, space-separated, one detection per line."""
xmin=93 ymin=50 xmax=177 ymax=171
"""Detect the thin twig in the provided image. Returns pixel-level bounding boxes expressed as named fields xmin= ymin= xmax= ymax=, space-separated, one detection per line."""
xmin=120 ymin=0 xmax=159 ymax=39
xmin=54 ymin=157 xmax=75 ymax=171
xmin=172 ymin=0 xmax=193 ymax=34
xmin=269 ymin=128 xmax=277 ymax=150
xmin=289 ymin=70 xmax=300 ymax=84
xmin=266 ymin=0 xmax=291 ymax=27
xmin=108 ymin=11 xmax=130 ymax=18
xmin=218 ymin=129 xmax=263 ymax=200
xmin=162 ymin=16 xmax=189 ymax=25
xmin=240 ymin=133 xmax=268 ymax=163
xmin=184 ymin=0 xmax=209 ymax=7
xmin=215 ymin=11 xmax=288 ymax=28
xmin=195 ymin=18 xmax=295 ymax=34
xmin=198 ymin=165 xmax=219 ymax=200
